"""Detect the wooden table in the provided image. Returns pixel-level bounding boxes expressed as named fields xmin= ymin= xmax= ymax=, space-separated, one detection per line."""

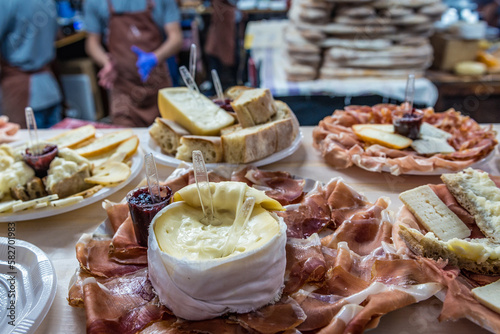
xmin=1 ymin=126 xmax=498 ymax=334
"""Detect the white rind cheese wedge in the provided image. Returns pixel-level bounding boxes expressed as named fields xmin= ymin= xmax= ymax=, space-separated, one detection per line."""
xmin=399 ymin=185 xmax=471 ymax=241
xmin=419 ymin=122 xmax=452 ymax=139
xmin=148 ymin=182 xmax=286 ymax=321
xmin=158 ymin=87 xmax=235 ymax=136
xmin=411 ymin=136 xmax=456 ymax=155
xmin=472 ymin=279 xmax=500 ymax=314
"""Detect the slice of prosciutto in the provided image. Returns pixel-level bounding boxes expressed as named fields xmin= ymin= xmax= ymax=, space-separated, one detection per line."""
xmin=69 ymin=167 xmax=462 ymax=334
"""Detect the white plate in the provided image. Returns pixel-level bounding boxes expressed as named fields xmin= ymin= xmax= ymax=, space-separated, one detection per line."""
xmin=0 ymin=237 xmax=57 ymax=334
xmin=379 ymin=148 xmax=496 ymax=175
xmin=0 ymin=150 xmax=144 ymax=223
xmin=139 ymin=130 xmax=303 ymax=168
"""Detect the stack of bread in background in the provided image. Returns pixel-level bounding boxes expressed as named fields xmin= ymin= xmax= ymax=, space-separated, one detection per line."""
xmin=150 ymin=87 xmax=299 ymax=164
xmin=286 ymin=0 xmax=447 ymax=81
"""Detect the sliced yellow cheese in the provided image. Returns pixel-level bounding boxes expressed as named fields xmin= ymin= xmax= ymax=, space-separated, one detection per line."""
xmin=75 ymin=130 xmax=134 ymax=157
xmin=158 ymin=87 xmax=234 ymax=136
xmin=46 ymin=125 xmax=96 ymax=148
xmin=352 ymin=124 xmax=394 ymax=133
xmin=399 ymin=185 xmax=471 ymax=241
xmin=472 ymin=279 xmax=500 ymax=314
xmin=353 ymin=127 xmax=412 ymax=150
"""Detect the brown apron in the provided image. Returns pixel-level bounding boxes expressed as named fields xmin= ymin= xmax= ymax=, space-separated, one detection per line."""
xmin=0 ymin=60 xmax=50 ymax=129
xmin=106 ymin=0 xmax=171 ymax=127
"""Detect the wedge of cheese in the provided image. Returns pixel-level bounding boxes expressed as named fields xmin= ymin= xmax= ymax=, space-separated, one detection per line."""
xmin=351 ymin=124 xmax=394 ymax=133
xmin=158 ymin=87 xmax=234 ymax=136
xmin=353 ymin=127 xmax=412 ymax=150
xmin=411 ymin=136 xmax=456 ymax=155
xmin=472 ymin=279 xmax=500 ymax=314
xmin=419 ymin=122 xmax=452 ymax=139
xmin=399 ymin=185 xmax=471 ymax=241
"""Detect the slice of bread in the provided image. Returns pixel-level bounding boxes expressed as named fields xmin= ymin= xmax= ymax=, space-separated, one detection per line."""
xmin=220 ymin=124 xmax=242 ymax=136
xmin=149 ymin=118 xmax=190 ymax=155
xmin=222 ymin=123 xmax=277 ymax=163
xmin=225 ymin=86 xmax=252 ymax=100
xmin=441 ymin=168 xmax=500 ymax=242
xmin=231 ymin=88 xmax=277 ymax=128
xmin=398 ymin=225 xmax=500 ymax=275
xmin=175 ymin=136 xmax=223 ymax=163
xmin=272 ymin=101 xmax=300 ymax=151
xmin=399 ymin=185 xmax=471 ymax=241
xmin=46 ymin=125 xmax=96 ymax=149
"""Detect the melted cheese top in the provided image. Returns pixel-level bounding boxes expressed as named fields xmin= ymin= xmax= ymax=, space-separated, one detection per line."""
xmin=154 ymin=182 xmax=283 ymax=261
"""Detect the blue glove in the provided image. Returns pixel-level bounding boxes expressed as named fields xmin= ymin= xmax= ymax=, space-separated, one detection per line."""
xmin=131 ymin=45 xmax=158 ymax=82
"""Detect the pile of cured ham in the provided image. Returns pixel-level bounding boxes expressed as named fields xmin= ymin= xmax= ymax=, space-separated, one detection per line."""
xmin=313 ymin=104 xmax=497 ymax=175
xmin=68 ymin=166 xmax=498 ymax=334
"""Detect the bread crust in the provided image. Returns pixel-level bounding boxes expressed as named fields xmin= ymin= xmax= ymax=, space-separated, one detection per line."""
xmin=398 ymin=225 xmax=500 ymax=275
xmin=149 ymin=118 xmax=189 ymax=155
xmin=231 ymin=89 xmax=277 ymax=128
xmin=175 ymin=136 xmax=223 ymax=163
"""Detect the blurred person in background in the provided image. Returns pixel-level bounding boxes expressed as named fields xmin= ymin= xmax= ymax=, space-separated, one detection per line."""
xmin=84 ymin=0 xmax=182 ymax=127
xmin=0 ymin=0 xmax=63 ymax=128
xmin=476 ymin=0 xmax=500 ymax=26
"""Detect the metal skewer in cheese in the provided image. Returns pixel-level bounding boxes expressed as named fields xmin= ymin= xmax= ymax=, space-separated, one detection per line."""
xmin=147 ymin=155 xmax=287 ymax=320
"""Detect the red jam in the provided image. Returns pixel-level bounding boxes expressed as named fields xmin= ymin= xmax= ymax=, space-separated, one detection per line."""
xmin=23 ymin=144 xmax=58 ymax=178
xmin=127 ymin=186 xmax=172 ymax=247
xmin=393 ymin=109 xmax=423 ymax=140
xmin=213 ymin=98 xmax=234 ymax=112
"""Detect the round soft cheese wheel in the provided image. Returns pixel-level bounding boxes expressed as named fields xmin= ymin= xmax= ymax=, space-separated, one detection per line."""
xmin=148 ymin=182 xmax=287 ymax=320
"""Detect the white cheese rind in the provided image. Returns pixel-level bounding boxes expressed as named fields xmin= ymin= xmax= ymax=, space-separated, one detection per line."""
xmin=148 ymin=182 xmax=287 ymax=321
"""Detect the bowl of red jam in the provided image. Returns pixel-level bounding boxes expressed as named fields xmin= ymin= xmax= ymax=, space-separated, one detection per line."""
xmin=213 ymin=98 xmax=234 ymax=112
xmin=127 ymin=185 xmax=172 ymax=247
xmin=23 ymin=144 xmax=58 ymax=178
xmin=392 ymin=108 xmax=424 ymax=140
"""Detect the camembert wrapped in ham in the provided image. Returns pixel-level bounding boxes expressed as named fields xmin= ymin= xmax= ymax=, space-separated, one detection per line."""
xmin=147 ymin=181 xmax=287 ymax=320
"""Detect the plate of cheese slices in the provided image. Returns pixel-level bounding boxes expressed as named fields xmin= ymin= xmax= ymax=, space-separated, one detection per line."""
xmin=0 ymin=126 xmax=143 ymax=222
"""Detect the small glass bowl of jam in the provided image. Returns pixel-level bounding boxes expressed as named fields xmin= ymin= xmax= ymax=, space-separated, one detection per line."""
xmin=392 ymin=108 xmax=424 ymax=140
xmin=126 ymin=185 xmax=172 ymax=247
xmin=213 ymin=98 xmax=234 ymax=112
xmin=23 ymin=144 xmax=58 ymax=178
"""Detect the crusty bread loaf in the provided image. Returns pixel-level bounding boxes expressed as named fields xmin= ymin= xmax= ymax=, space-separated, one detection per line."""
xmin=398 ymin=225 xmax=500 ymax=275
xmin=272 ymin=101 xmax=300 ymax=151
xmin=399 ymin=185 xmax=471 ymax=241
xmin=441 ymin=168 xmax=500 ymax=242
xmin=175 ymin=136 xmax=223 ymax=163
xmin=220 ymin=124 xmax=242 ymax=136
xmin=231 ymin=88 xmax=277 ymax=128
xmin=222 ymin=123 xmax=277 ymax=164
xmin=149 ymin=118 xmax=189 ymax=155
xmin=225 ymin=86 xmax=252 ymax=100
